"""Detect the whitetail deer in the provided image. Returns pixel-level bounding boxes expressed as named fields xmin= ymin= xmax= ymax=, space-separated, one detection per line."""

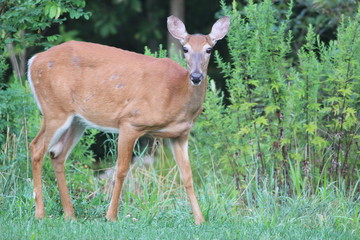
xmin=28 ymin=16 xmax=230 ymax=225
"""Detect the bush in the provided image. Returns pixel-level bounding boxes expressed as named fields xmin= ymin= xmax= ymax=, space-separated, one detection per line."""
xmin=192 ymin=0 xmax=360 ymax=194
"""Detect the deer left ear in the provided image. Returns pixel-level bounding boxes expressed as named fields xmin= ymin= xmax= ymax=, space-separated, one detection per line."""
xmin=208 ymin=16 xmax=230 ymax=45
xmin=167 ymin=16 xmax=189 ymax=44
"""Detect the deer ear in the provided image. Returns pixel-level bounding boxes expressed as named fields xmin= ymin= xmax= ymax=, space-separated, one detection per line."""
xmin=208 ymin=16 xmax=230 ymax=45
xmin=167 ymin=16 xmax=188 ymax=44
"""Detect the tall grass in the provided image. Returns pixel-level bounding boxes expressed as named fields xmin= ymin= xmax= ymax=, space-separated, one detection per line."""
xmin=1 ymin=153 xmax=359 ymax=239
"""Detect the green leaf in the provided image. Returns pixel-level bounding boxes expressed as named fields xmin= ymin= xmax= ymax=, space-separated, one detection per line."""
xmin=49 ymin=5 xmax=58 ymax=19
xmin=264 ymin=105 xmax=280 ymax=115
xmin=238 ymin=127 xmax=250 ymax=135
xmin=47 ymin=35 xmax=59 ymax=42
xmin=304 ymin=122 xmax=317 ymax=135
xmin=312 ymin=136 xmax=328 ymax=147
xmin=255 ymin=116 xmax=269 ymax=126
xmin=55 ymin=6 xmax=61 ymax=19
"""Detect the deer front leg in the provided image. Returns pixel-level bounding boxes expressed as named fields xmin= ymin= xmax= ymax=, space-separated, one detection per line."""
xmin=170 ymin=135 xmax=205 ymax=225
xmin=106 ymin=127 xmax=140 ymax=221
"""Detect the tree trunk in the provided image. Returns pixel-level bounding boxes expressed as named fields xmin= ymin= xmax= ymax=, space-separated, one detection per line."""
xmin=167 ymin=0 xmax=185 ymax=58
xmin=7 ymin=39 xmax=27 ymax=84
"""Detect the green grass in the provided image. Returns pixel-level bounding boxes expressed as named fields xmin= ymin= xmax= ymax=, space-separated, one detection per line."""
xmin=1 ymin=134 xmax=359 ymax=239
xmin=0 ymin=217 xmax=357 ymax=240
xmin=1 ymin=201 xmax=358 ymax=240
xmin=1 ymin=167 xmax=359 ymax=240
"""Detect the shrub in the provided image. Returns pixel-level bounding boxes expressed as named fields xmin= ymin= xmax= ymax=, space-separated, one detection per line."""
xmin=192 ymin=0 xmax=360 ymax=194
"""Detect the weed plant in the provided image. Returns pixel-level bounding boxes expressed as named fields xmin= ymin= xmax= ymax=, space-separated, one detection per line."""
xmin=194 ymin=0 xmax=359 ymax=195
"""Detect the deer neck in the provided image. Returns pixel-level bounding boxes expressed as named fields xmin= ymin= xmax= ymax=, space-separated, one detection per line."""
xmin=186 ymin=74 xmax=208 ymax=118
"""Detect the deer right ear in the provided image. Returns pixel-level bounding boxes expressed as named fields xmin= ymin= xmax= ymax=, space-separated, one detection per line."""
xmin=208 ymin=16 xmax=230 ymax=45
xmin=167 ymin=16 xmax=188 ymax=44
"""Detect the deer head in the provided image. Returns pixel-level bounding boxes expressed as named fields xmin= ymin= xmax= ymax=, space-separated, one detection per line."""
xmin=167 ymin=16 xmax=230 ymax=85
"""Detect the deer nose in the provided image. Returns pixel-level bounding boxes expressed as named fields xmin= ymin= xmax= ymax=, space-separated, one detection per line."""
xmin=190 ymin=72 xmax=204 ymax=85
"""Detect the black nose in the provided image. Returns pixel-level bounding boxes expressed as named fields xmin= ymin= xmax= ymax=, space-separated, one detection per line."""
xmin=190 ymin=72 xmax=203 ymax=85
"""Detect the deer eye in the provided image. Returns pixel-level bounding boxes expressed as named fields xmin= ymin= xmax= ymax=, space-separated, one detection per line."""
xmin=206 ymin=47 xmax=212 ymax=54
xmin=183 ymin=47 xmax=189 ymax=53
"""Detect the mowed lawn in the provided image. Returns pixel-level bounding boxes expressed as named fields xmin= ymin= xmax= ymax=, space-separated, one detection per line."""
xmin=1 ymin=188 xmax=359 ymax=240
xmin=1 ymin=214 xmax=357 ymax=240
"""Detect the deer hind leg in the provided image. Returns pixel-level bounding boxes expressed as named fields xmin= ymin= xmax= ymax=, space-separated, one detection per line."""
xmin=30 ymin=116 xmax=74 ymax=219
xmin=170 ymin=135 xmax=205 ymax=225
xmin=49 ymin=119 xmax=85 ymax=220
xmin=106 ymin=127 xmax=141 ymax=221
xmin=30 ymin=122 xmax=47 ymax=219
